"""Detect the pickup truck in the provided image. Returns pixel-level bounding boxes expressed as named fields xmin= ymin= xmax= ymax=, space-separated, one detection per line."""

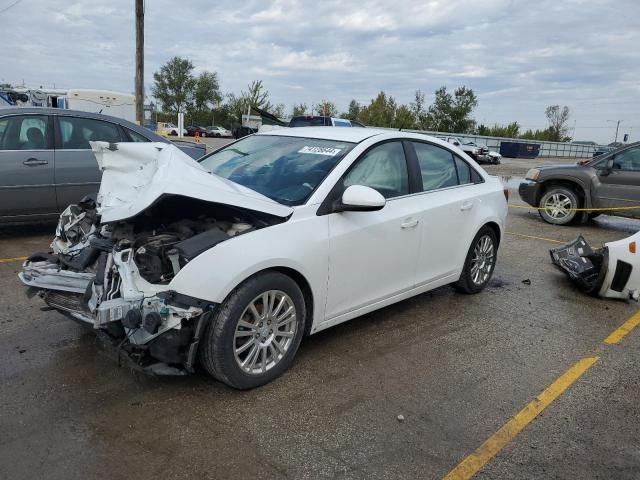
xmin=441 ymin=136 xmax=492 ymax=164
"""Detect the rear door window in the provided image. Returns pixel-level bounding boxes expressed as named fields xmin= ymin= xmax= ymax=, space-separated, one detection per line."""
xmin=58 ymin=117 xmax=122 ymax=149
xmin=412 ymin=142 xmax=459 ymax=191
xmin=0 ymin=115 xmax=49 ymax=150
xmin=124 ymin=128 xmax=151 ymax=142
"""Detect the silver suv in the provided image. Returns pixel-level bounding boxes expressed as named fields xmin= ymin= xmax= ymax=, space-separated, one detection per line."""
xmin=0 ymin=108 xmax=205 ymax=225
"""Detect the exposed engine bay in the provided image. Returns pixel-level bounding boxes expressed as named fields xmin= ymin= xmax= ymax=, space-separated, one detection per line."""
xmin=20 ymin=194 xmax=277 ymax=374
xmin=550 ymin=231 xmax=640 ymax=301
xmin=19 ymin=141 xmax=290 ymax=375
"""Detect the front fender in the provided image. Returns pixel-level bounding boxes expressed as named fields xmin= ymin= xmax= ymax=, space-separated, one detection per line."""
xmin=167 ymin=210 xmax=329 ymax=328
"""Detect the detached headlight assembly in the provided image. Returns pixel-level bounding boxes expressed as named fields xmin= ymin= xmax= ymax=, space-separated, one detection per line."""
xmin=525 ymin=168 xmax=541 ymax=181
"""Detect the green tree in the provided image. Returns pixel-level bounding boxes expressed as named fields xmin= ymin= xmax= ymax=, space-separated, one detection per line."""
xmin=193 ymin=71 xmax=222 ymax=112
xmin=152 ymin=56 xmax=197 ymax=115
xmin=291 ymin=103 xmax=308 ymax=117
xmin=394 ymin=105 xmax=416 ymax=129
xmin=340 ymin=99 xmax=361 ymax=120
xmin=241 ymin=80 xmax=272 ymax=111
xmin=225 ymin=93 xmax=247 ymax=124
xmin=424 ymin=86 xmax=478 ymax=133
xmin=477 ymin=121 xmax=520 ymax=138
xmin=272 ymin=103 xmax=286 ymax=119
xmin=410 ymin=90 xmax=427 ymax=129
xmin=545 ymin=105 xmax=571 ymax=141
xmin=359 ymin=91 xmax=397 ymax=127
xmin=316 ymin=100 xmax=338 ymax=117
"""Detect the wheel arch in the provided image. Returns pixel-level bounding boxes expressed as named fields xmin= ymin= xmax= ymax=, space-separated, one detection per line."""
xmin=539 ymin=178 xmax=589 ymax=208
xmin=483 ymin=221 xmax=502 ymax=247
xmin=230 ymin=266 xmax=315 ymax=337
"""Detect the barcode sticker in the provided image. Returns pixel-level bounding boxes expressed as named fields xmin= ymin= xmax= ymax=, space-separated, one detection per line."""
xmin=298 ymin=146 xmax=341 ymax=156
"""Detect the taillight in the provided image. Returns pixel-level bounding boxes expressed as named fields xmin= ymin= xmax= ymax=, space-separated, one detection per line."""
xmin=503 ymin=188 xmax=509 ymax=202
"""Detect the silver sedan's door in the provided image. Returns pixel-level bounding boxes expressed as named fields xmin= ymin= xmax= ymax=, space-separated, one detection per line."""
xmin=0 ymin=114 xmax=57 ymax=220
xmin=54 ymin=115 xmax=124 ymax=209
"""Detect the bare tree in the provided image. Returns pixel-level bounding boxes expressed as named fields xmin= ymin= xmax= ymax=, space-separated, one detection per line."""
xmin=545 ymin=105 xmax=571 ymax=141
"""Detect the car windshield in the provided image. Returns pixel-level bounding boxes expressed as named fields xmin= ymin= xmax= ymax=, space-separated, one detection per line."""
xmin=199 ymin=135 xmax=355 ymax=206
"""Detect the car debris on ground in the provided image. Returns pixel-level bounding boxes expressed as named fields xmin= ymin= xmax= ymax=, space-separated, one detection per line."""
xmin=550 ymin=232 xmax=640 ymax=300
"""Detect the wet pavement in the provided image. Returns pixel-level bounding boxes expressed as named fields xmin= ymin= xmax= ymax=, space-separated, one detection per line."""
xmin=1 ymin=158 xmax=640 ymax=479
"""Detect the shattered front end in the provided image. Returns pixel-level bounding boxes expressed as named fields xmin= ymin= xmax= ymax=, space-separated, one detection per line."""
xmin=550 ymin=232 xmax=640 ymax=301
xmin=19 ymin=141 xmax=290 ymax=375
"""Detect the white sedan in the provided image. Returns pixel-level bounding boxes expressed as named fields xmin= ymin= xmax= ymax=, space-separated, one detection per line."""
xmin=206 ymin=125 xmax=230 ymax=137
xmin=20 ymin=128 xmax=508 ymax=389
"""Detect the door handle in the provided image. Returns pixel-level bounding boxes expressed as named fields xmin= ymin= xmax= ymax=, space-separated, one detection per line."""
xmin=23 ymin=158 xmax=48 ymax=166
xmin=401 ymin=218 xmax=419 ymax=229
xmin=460 ymin=201 xmax=474 ymax=211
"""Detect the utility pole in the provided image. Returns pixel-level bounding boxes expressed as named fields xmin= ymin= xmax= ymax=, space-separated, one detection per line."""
xmin=135 ymin=0 xmax=144 ymax=125
xmin=608 ymin=119 xmax=623 ymax=143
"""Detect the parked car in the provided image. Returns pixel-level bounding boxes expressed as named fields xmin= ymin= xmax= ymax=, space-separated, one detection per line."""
xmin=288 ymin=116 xmax=365 ymax=127
xmin=157 ymin=122 xmax=187 ymax=136
xmin=206 ymin=125 xmax=231 ymax=137
xmin=593 ymin=145 xmax=613 ymax=158
xmin=441 ymin=136 xmax=491 ymax=164
xmin=519 ymin=141 xmax=640 ymax=225
xmin=186 ymin=125 xmax=208 ymax=137
xmin=232 ymin=125 xmax=257 ymax=139
xmin=19 ymin=127 xmax=507 ymax=388
xmin=0 ymin=107 xmax=205 ymax=225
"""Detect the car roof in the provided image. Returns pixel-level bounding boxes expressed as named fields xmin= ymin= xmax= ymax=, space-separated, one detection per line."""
xmin=257 ymin=126 xmax=388 ymax=143
xmin=0 ymin=106 xmax=168 ymax=142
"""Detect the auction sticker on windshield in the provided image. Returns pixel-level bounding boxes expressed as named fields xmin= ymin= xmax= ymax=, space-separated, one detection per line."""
xmin=298 ymin=146 xmax=342 ymax=156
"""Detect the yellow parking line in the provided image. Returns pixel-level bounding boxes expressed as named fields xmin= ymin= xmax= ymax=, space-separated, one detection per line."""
xmin=604 ymin=311 xmax=640 ymax=345
xmin=442 ymin=356 xmax=599 ymax=480
xmin=0 ymin=256 xmax=27 ymax=264
xmin=506 ymin=231 xmax=564 ymax=244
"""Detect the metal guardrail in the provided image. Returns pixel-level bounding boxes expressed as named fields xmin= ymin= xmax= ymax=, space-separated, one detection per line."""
xmin=394 ymin=128 xmax=603 ymax=158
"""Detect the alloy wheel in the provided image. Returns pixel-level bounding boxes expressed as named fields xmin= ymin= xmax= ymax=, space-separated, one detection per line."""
xmin=543 ymin=193 xmax=573 ymax=220
xmin=233 ymin=290 xmax=297 ymax=375
xmin=470 ymin=234 xmax=495 ymax=285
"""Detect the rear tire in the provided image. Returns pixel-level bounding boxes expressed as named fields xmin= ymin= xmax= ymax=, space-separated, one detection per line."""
xmin=199 ymin=272 xmax=306 ymax=390
xmin=455 ymin=226 xmax=498 ymax=294
xmin=538 ymin=186 xmax=579 ymax=225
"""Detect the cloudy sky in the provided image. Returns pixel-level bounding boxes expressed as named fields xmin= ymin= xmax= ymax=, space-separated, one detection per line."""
xmin=2 ymin=0 xmax=639 ymax=142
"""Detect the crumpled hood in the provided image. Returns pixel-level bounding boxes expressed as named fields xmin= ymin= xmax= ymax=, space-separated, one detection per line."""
xmin=91 ymin=141 xmax=293 ymax=223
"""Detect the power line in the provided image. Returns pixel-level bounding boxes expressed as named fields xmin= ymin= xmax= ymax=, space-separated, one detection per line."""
xmin=0 ymin=0 xmax=23 ymax=15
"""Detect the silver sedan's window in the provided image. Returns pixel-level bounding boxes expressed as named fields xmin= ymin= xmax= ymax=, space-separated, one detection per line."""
xmin=199 ymin=135 xmax=354 ymax=206
xmin=0 ymin=115 xmax=49 ymax=150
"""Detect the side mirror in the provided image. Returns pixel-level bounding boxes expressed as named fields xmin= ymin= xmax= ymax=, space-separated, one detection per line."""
xmin=335 ymin=185 xmax=386 ymax=212
xmin=599 ymin=158 xmax=614 ymax=176
xmin=453 ymin=141 xmax=460 ymax=146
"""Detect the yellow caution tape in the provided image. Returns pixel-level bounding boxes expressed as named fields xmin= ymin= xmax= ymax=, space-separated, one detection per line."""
xmin=508 ymin=203 xmax=640 ymax=212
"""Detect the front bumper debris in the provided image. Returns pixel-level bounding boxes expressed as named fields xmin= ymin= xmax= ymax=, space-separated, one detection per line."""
xmin=550 ymin=231 xmax=640 ymax=300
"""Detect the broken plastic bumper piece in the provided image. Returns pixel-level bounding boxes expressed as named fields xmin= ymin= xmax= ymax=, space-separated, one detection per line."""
xmin=550 ymin=231 xmax=640 ymax=301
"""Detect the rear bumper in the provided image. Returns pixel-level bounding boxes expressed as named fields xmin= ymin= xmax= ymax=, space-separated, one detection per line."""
xmin=518 ymin=180 xmax=541 ymax=207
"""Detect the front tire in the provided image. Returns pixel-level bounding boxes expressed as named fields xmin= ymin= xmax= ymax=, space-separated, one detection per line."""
xmin=199 ymin=271 xmax=306 ymax=389
xmin=538 ymin=186 xmax=579 ymax=225
xmin=455 ymin=226 xmax=498 ymax=294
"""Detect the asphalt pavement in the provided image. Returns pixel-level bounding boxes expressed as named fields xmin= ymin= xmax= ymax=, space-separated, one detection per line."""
xmin=1 ymin=155 xmax=639 ymax=479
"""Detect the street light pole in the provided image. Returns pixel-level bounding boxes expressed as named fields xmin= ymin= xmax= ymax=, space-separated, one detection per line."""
xmin=135 ymin=0 xmax=144 ymax=125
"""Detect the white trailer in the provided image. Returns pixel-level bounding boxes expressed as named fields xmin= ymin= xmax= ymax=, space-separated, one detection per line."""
xmin=65 ymin=89 xmax=136 ymax=123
